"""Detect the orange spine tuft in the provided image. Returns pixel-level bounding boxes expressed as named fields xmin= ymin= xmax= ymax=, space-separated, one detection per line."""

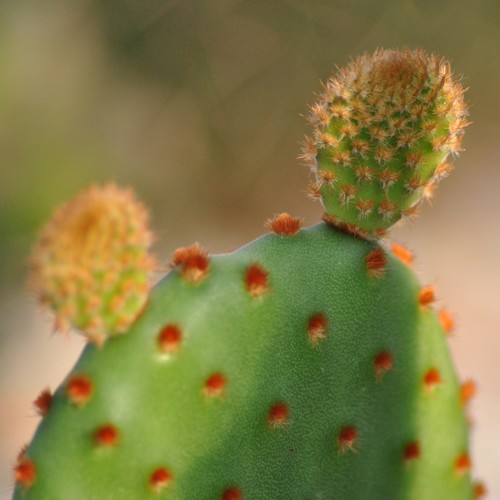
xmin=391 ymin=243 xmax=414 ymax=266
xmin=221 ymin=487 xmax=243 ymax=500
xmin=157 ymin=324 xmax=183 ymax=353
xmin=424 ymin=368 xmax=442 ymax=391
xmin=268 ymin=402 xmax=290 ymax=428
xmin=66 ymin=374 xmax=93 ymax=406
xmin=14 ymin=456 xmax=36 ymax=488
xmin=245 ymin=263 xmax=269 ymax=297
xmin=460 ymin=379 xmax=476 ymax=407
xmin=439 ymin=309 xmax=456 ymax=334
xmin=338 ymin=425 xmax=358 ymax=454
xmin=307 ymin=313 xmax=329 ymax=346
xmin=149 ymin=467 xmax=172 ymax=493
xmin=265 ymin=213 xmax=302 ymax=236
xmin=454 ymin=453 xmax=472 ymax=475
xmin=403 ymin=441 xmax=421 ymax=463
xmin=204 ymin=373 xmax=227 ymax=398
xmin=33 ymin=388 xmax=53 ymax=416
xmin=374 ymin=351 xmax=393 ymax=380
xmin=94 ymin=424 xmax=119 ymax=447
xmin=172 ymin=243 xmax=210 ymax=283
xmin=366 ymin=248 xmax=387 ymax=277
xmin=419 ymin=285 xmax=436 ymax=306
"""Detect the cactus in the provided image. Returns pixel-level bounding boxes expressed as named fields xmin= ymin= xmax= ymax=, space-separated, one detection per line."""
xmin=13 ymin=49 xmax=483 ymax=499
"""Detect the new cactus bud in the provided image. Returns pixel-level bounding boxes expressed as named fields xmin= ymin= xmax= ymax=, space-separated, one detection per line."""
xmin=28 ymin=184 xmax=155 ymax=344
xmin=303 ymin=48 xmax=468 ymax=236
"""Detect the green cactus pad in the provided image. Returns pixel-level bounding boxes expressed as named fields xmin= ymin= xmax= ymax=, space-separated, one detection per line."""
xmin=303 ymin=49 xmax=468 ymax=236
xmin=14 ymin=223 xmax=473 ymax=499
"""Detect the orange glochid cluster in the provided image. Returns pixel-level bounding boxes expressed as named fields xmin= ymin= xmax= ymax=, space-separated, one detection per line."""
xmin=460 ymin=379 xmax=477 ymax=407
xmin=221 ymin=487 xmax=243 ymax=500
xmin=454 ymin=452 xmax=472 ymax=475
xmin=172 ymin=243 xmax=210 ymax=284
xmin=307 ymin=313 xmax=329 ymax=347
xmin=424 ymin=368 xmax=442 ymax=391
xmin=338 ymin=425 xmax=358 ymax=454
xmin=365 ymin=248 xmax=387 ymax=277
xmin=66 ymin=374 xmax=93 ymax=406
xmin=265 ymin=213 xmax=302 ymax=236
xmin=245 ymin=263 xmax=269 ymax=297
xmin=419 ymin=285 xmax=437 ymax=307
xmin=204 ymin=373 xmax=227 ymax=398
xmin=14 ymin=448 xmax=36 ymax=489
xmin=94 ymin=424 xmax=120 ymax=447
xmin=439 ymin=309 xmax=456 ymax=334
xmin=33 ymin=388 xmax=53 ymax=416
xmin=149 ymin=467 xmax=172 ymax=493
xmin=391 ymin=243 xmax=414 ymax=266
xmin=157 ymin=324 xmax=183 ymax=353
xmin=374 ymin=351 xmax=393 ymax=380
xmin=403 ymin=441 xmax=421 ymax=463
xmin=474 ymin=482 xmax=487 ymax=498
xmin=268 ymin=402 xmax=290 ymax=428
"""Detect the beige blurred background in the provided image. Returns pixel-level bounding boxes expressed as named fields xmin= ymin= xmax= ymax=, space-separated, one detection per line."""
xmin=1 ymin=0 xmax=499 ymax=497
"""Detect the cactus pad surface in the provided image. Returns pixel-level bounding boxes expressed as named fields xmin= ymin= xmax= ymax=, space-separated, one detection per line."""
xmin=14 ymin=223 xmax=473 ymax=499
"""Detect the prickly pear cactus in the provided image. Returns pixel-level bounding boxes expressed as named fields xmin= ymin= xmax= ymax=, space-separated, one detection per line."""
xmin=14 ymin=49 xmax=483 ymax=499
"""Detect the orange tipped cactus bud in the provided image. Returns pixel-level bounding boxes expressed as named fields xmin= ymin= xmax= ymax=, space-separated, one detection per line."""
xmin=28 ymin=184 xmax=155 ymax=343
xmin=304 ymin=48 xmax=468 ymax=236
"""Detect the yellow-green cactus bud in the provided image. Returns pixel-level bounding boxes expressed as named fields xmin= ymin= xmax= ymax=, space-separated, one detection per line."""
xmin=303 ymin=48 xmax=468 ymax=237
xmin=28 ymin=184 xmax=155 ymax=344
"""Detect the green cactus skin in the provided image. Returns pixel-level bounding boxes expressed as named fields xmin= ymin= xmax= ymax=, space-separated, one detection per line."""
xmin=14 ymin=223 xmax=473 ymax=499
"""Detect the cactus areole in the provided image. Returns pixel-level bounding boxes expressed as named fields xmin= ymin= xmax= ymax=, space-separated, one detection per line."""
xmin=303 ymin=48 xmax=468 ymax=237
xmin=14 ymin=49 xmax=480 ymax=499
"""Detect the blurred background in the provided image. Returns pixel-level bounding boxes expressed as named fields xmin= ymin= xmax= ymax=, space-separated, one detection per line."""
xmin=1 ymin=0 xmax=499 ymax=497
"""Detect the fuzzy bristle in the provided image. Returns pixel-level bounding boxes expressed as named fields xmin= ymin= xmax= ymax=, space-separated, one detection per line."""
xmin=221 ymin=487 xmax=243 ymax=500
xmin=403 ymin=441 xmax=420 ymax=463
xmin=338 ymin=425 xmax=358 ymax=454
xmin=94 ymin=424 xmax=119 ymax=447
xmin=172 ymin=243 xmax=210 ymax=283
xmin=66 ymin=375 xmax=93 ymax=406
xmin=268 ymin=402 xmax=290 ymax=428
xmin=439 ymin=309 xmax=456 ymax=334
xmin=419 ymin=285 xmax=436 ymax=306
xmin=474 ymin=482 xmax=487 ymax=498
xmin=158 ymin=324 xmax=183 ymax=353
xmin=391 ymin=243 xmax=414 ymax=266
xmin=149 ymin=467 xmax=172 ymax=493
xmin=33 ymin=388 xmax=53 ymax=416
xmin=424 ymin=368 xmax=442 ymax=391
xmin=266 ymin=213 xmax=302 ymax=236
xmin=307 ymin=313 xmax=329 ymax=346
xmin=460 ymin=379 xmax=476 ymax=407
xmin=366 ymin=248 xmax=387 ymax=277
xmin=204 ymin=373 xmax=227 ymax=398
xmin=374 ymin=351 xmax=393 ymax=380
xmin=245 ymin=263 xmax=269 ymax=297
xmin=14 ymin=456 xmax=36 ymax=488
xmin=303 ymin=48 xmax=468 ymax=235
xmin=454 ymin=453 xmax=472 ymax=475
